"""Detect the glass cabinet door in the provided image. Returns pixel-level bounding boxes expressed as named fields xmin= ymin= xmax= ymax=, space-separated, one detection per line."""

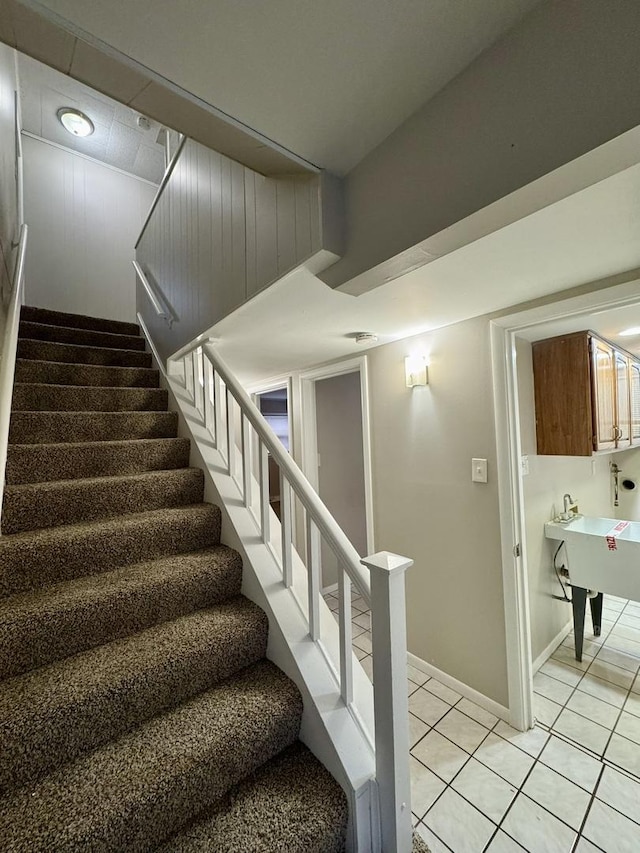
xmin=615 ymin=351 xmax=631 ymax=447
xmin=591 ymin=338 xmax=616 ymax=451
xmin=631 ymin=361 xmax=640 ymax=445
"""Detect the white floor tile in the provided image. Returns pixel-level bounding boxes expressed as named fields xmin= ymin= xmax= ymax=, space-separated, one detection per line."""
xmin=410 ymin=755 xmax=446 ymax=819
xmin=574 ymin=838 xmax=605 ymax=853
xmin=501 ymin=793 xmax=576 ymax=853
xmin=412 ymin=730 xmax=470 ymax=783
xmin=473 ymin=732 xmax=535 ymax=787
xmin=415 ymin=822 xmax=453 ymax=853
xmin=425 ymin=787 xmax=495 ymax=853
xmin=451 ymin=757 xmax=517 ymax=823
xmin=615 ymin=711 xmax=640 ymax=746
xmin=540 ymin=659 xmax=583 ymax=687
xmin=552 ymin=644 xmax=592 ymax=672
xmin=456 ymin=697 xmax=498 ymax=729
xmin=485 ymin=830 xmax=526 ymax=852
xmin=522 ymin=762 xmax=591 ymax=830
xmin=533 ymin=671 xmax=574 ymax=705
xmin=409 ymin=712 xmax=430 ymax=748
xmin=624 ymin=691 xmax=640 ymax=718
xmin=603 ymin=634 xmax=640 ymax=659
xmin=409 ymin=687 xmax=451 ymax=727
xmin=353 ymin=645 xmax=368 ymax=661
xmin=610 ymin=623 xmax=640 ymax=644
xmin=553 ymin=708 xmax=611 ymax=755
xmin=577 ymin=674 xmax=628 ymax=709
xmin=618 ymin=612 xmax=640 ymax=629
xmin=493 ymin=721 xmax=549 ymax=757
xmin=424 ymin=678 xmax=461 ymax=706
xmin=596 ymin=765 xmax=640 ymax=825
xmin=359 ymin=654 xmax=373 ymax=681
xmin=633 ymin=673 xmax=640 ymax=694
xmin=566 ymin=689 xmax=621 ymax=730
xmin=533 ymin=693 xmax=563 ymax=728
xmin=351 ymin=622 xmax=367 ymax=640
xmin=583 ymin=799 xmax=640 ymax=852
xmin=435 ymin=708 xmax=489 ymax=754
xmin=604 ymin=733 xmax=640 ymax=777
xmin=564 ymin=635 xmax=605 ymax=656
xmin=353 ymin=630 xmax=372 ymax=654
xmin=352 ymin=611 xmax=370 ymax=630
xmin=539 ymin=735 xmax=602 ymax=792
xmin=407 ymin=663 xmax=429 ymax=686
xmin=595 ymin=645 xmax=640 ymax=674
xmin=587 ymin=658 xmax=635 ymax=689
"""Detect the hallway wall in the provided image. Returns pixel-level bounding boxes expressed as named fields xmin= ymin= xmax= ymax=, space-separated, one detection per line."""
xmin=22 ymin=135 xmax=156 ymax=323
xmin=0 ymin=43 xmax=19 ymax=326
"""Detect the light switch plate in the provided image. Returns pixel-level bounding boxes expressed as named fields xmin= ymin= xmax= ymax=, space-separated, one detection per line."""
xmin=472 ymin=458 xmax=488 ymax=483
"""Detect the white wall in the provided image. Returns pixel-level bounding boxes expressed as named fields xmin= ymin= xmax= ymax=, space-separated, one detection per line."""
xmin=366 ymin=316 xmax=509 ymax=706
xmin=0 ymin=43 xmax=18 ymax=325
xmin=613 ymin=446 xmax=640 ymax=522
xmin=315 ymin=371 xmax=367 ymax=589
xmin=516 ymin=337 xmax=618 ymax=665
xmin=22 ymin=135 xmax=156 ymax=323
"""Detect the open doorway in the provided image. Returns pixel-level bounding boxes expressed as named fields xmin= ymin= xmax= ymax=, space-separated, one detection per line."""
xmin=300 ymin=357 xmax=374 ymax=592
xmin=255 ymin=384 xmax=291 ymax=521
xmin=492 ymin=275 xmax=640 ymax=742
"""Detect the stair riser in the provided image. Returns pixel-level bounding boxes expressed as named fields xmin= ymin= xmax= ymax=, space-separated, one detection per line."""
xmin=18 ymin=339 xmax=152 ymax=368
xmin=13 ymin=384 xmax=168 ymax=412
xmin=9 ymin=411 xmax=178 ymax=444
xmin=0 ymin=663 xmax=302 ymax=853
xmin=0 ymin=548 xmax=243 ymax=680
xmin=19 ymin=321 xmax=146 ymax=351
xmin=21 ymin=306 xmax=139 ymax=337
xmin=15 ymin=358 xmax=159 ymax=388
xmin=0 ymin=505 xmax=221 ymax=596
xmin=2 ymin=469 xmax=204 ymax=533
xmin=5 ymin=438 xmax=191 ymax=484
xmin=0 ymin=603 xmax=269 ymax=793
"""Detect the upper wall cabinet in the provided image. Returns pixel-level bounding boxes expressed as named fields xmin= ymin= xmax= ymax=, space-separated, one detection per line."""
xmin=532 ymin=331 xmax=640 ymax=456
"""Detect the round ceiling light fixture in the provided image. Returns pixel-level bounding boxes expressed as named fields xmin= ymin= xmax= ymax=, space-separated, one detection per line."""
xmin=57 ymin=107 xmax=95 ymax=138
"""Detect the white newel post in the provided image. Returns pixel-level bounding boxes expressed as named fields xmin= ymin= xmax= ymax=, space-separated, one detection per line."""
xmin=361 ymin=551 xmax=413 ymax=853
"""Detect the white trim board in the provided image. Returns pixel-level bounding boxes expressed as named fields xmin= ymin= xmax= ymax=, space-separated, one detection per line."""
xmin=408 ymin=652 xmax=510 ymax=725
xmin=532 ymin=620 xmax=573 ymax=675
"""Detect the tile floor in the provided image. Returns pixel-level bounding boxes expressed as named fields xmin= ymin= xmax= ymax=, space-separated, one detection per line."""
xmin=323 ymin=590 xmax=640 ymax=852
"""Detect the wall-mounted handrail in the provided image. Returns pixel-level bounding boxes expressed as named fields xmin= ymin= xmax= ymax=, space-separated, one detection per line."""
xmin=135 ymin=135 xmax=188 ymax=249
xmin=0 ymin=223 xmax=28 ymax=530
xmin=168 ymin=339 xmax=413 ymax=851
xmin=132 ymin=261 xmax=173 ymax=327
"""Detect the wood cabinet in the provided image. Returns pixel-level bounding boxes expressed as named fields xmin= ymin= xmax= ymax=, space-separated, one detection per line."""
xmin=532 ymin=331 xmax=640 ymax=456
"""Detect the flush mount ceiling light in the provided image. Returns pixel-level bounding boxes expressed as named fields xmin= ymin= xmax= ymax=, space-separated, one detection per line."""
xmin=619 ymin=327 xmax=640 ymax=337
xmin=57 ymin=107 xmax=94 ymax=138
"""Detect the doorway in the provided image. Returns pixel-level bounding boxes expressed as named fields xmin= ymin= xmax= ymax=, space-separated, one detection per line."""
xmin=300 ymin=357 xmax=374 ymax=592
xmin=255 ymin=384 xmax=292 ymax=521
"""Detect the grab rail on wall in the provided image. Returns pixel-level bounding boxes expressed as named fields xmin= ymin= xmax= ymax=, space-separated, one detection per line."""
xmin=0 ymin=223 xmax=28 ymax=531
xmin=169 ymin=338 xmax=413 ymax=852
xmin=132 ymin=261 xmax=173 ymax=327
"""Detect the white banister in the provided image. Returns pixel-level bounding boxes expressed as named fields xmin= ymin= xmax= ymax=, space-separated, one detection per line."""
xmin=0 ymin=223 xmax=28 ymax=531
xmin=362 ymin=551 xmax=413 ymax=853
xmin=132 ymin=260 xmax=174 ymax=327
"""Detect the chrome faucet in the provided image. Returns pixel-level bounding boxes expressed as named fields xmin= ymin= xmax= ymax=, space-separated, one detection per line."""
xmin=562 ymin=493 xmax=577 ymax=520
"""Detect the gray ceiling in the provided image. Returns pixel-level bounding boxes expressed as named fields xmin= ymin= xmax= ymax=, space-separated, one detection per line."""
xmin=18 ymin=54 xmax=165 ymax=183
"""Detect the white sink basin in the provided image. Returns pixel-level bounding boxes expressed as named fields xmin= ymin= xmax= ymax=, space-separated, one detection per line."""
xmin=545 ymin=516 xmax=640 ymax=600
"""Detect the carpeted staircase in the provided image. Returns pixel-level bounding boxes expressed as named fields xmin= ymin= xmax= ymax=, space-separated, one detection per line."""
xmin=0 ymin=306 xmax=349 ymax=852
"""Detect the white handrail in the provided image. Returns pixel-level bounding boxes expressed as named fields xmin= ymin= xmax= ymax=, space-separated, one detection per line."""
xmin=132 ymin=261 xmax=173 ymax=327
xmin=202 ymin=342 xmax=372 ymax=601
xmin=0 ymin=223 xmax=28 ymax=530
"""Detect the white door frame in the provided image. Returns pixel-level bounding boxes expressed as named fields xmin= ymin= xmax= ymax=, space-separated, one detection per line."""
xmin=491 ymin=272 xmax=640 ymax=730
xmin=299 ymin=355 xmax=376 ymax=558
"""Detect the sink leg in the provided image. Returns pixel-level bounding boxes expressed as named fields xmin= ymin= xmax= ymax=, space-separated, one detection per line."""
xmin=590 ymin=592 xmax=603 ymax=637
xmin=572 ymin=586 xmax=587 ymax=662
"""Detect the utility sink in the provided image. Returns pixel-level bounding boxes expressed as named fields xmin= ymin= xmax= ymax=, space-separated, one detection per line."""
xmin=545 ymin=516 xmax=640 ymax=601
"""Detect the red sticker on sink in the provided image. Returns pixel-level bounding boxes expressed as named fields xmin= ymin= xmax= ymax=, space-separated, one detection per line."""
xmin=605 ymin=521 xmax=629 ymax=551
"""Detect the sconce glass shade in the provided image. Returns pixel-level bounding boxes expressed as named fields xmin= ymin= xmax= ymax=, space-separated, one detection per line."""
xmin=405 ymin=355 xmax=428 ymax=387
xmin=57 ymin=108 xmax=95 ymax=137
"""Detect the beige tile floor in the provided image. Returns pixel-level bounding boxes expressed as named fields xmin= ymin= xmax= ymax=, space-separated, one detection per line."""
xmin=324 ymin=590 xmax=640 ymax=852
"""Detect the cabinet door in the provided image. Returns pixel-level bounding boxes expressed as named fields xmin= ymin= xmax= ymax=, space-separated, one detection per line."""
xmin=591 ymin=338 xmax=616 ymax=450
xmin=631 ymin=361 xmax=640 ymax=445
xmin=615 ymin=352 xmax=631 ymax=447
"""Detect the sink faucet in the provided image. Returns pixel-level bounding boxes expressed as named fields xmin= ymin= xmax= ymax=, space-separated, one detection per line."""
xmin=563 ymin=493 xmax=576 ymax=519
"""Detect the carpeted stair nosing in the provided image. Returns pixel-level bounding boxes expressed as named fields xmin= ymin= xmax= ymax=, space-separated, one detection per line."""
xmin=20 ymin=305 xmax=139 ymax=336
xmin=0 ymin=599 xmax=269 ymax=792
xmin=9 ymin=410 xmax=179 ymax=443
xmin=15 ymin=357 xmax=159 ymax=388
xmin=19 ymin=320 xmax=146 ymax=351
xmin=13 ymin=382 xmax=169 ymax=412
xmin=18 ymin=338 xmax=152 ymax=368
xmin=0 ymin=661 xmax=302 ymax=853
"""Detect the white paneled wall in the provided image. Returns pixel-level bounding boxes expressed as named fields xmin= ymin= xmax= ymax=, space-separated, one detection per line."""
xmin=136 ymin=139 xmax=340 ymax=363
xmin=23 ymin=135 xmax=157 ymax=323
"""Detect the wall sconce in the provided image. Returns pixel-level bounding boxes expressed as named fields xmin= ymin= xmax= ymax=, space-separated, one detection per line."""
xmin=405 ymin=355 xmax=429 ymax=387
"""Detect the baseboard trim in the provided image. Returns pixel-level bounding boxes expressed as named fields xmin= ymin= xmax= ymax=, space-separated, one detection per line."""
xmin=532 ymin=620 xmax=573 ymax=674
xmin=407 ymin=652 xmax=510 ymax=724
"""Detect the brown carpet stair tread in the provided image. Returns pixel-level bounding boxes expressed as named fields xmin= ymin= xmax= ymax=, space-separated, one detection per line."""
xmin=18 ymin=337 xmax=153 ymax=367
xmin=12 ymin=382 xmax=168 ymax=412
xmin=20 ymin=305 xmax=140 ymax=336
xmin=5 ymin=437 xmax=191 ymax=484
xmin=0 ymin=503 xmax=221 ymax=596
xmin=15 ymin=357 xmax=159 ymax=387
xmin=19 ymin=319 xmax=147 ymax=350
xmin=0 ymin=661 xmax=302 ymax=853
xmin=0 ymin=545 xmax=243 ymax=680
xmin=9 ymin=409 xmax=179 ymax=443
xmin=157 ymin=741 xmax=348 ymax=853
xmin=0 ymin=598 xmax=269 ymax=792
xmin=2 ymin=468 xmax=205 ymax=533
